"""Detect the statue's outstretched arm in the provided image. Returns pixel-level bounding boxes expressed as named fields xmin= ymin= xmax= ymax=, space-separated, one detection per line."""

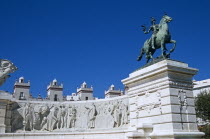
xmin=144 ymin=26 xmax=152 ymax=34
xmin=141 ymin=25 xmax=147 ymax=33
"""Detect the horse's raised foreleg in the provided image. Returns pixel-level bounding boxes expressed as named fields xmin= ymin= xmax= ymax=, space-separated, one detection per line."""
xmin=165 ymin=40 xmax=176 ymax=58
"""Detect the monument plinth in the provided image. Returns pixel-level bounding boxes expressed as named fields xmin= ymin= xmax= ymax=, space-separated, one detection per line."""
xmin=122 ymin=59 xmax=204 ymax=138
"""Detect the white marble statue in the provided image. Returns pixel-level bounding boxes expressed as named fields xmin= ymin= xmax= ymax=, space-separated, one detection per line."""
xmin=113 ymin=101 xmax=122 ymax=127
xmin=120 ymin=103 xmax=129 ymax=126
xmin=22 ymin=103 xmax=35 ymax=131
xmin=60 ymin=105 xmax=67 ymax=129
xmin=40 ymin=105 xmax=50 ymax=130
xmin=47 ymin=105 xmax=59 ymax=131
xmin=67 ymin=105 xmax=77 ymax=128
xmin=85 ymin=103 xmax=97 ymax=129
xmin=0 ymin=59 xmax=17 ymax=86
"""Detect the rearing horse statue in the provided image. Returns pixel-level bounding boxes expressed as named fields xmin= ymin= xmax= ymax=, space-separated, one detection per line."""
xmin=137 ymin=14 xmax=176 ymax=63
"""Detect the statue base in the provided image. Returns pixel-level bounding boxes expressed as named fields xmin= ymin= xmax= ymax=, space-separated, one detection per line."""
xmin=122 ymin=59 xmax=204 ymax=139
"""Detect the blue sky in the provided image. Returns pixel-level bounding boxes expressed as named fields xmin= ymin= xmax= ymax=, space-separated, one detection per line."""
xmin=0 ymin=0 xmax=210 ymax=99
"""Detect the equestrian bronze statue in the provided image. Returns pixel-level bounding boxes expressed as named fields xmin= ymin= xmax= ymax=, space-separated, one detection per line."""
xmin=137 ymin=14 xmax=176 ymax=63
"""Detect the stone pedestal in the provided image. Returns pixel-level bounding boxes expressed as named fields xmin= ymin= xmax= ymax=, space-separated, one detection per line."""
xmin=122 ymin=59 xmax=204 ymax=139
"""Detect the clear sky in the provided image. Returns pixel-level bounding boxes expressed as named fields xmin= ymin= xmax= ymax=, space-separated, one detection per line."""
xmin=0 ymin=0 xmax=210 ymax=99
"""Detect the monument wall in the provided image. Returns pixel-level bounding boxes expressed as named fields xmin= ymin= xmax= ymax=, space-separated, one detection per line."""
xmin=0 ymin=59 xmax=205 ymax=139
xmin=4 ymin=95 xmax=129 ymax=132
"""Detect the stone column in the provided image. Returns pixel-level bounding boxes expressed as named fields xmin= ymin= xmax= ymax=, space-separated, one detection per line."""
xmin=5 ymin=104 xmax=12 ymax=132
xmin=0 ymin=101 xmax=7 ymax=133
xmin=0 ymin=91 xmax=12 ymax=133
xmin=122 ymin=59 xmax=204 ymax=139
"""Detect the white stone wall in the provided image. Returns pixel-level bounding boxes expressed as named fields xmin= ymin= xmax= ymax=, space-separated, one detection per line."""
xmin=10 ymin=95 xmax=129 ymax=133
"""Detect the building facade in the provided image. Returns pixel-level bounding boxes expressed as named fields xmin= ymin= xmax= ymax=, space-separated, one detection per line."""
xmin=193 ymin=79 xmax=210 ymax=97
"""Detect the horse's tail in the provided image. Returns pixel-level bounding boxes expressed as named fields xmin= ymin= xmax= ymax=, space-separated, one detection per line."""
xmin=169 ymin=40 xmax=176 ymax=53
xmin=137 ymin=47 xmax=145 ymax=61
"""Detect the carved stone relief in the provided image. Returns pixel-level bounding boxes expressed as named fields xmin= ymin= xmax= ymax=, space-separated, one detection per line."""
xmin=137 ymin=91 xmax=162 ymax=114
xmin=178 ymin=89 xmax=188 ymax=129
xmin=11 ymin=98 xmax=129 ymax=132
